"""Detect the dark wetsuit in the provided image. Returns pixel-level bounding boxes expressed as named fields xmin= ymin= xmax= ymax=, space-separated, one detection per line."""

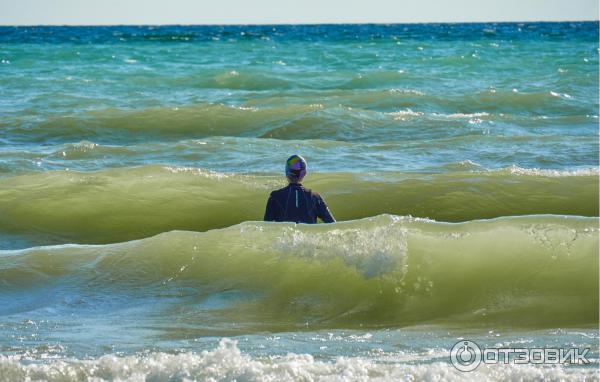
xmin=264 ymin=183 xmax=335 ymax=224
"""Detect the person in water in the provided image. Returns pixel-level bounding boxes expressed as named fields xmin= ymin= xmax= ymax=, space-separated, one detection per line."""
xmin=264 ymin=155 xmax=335 ymax=224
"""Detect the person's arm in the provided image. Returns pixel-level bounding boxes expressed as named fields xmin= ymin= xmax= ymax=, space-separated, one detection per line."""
xmin=264 ymin=194 xmax=279 ymax=221
xmin=315 ymin=194 xmax=335 ymax=223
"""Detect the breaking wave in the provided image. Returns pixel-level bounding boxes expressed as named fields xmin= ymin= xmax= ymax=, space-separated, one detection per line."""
xmin=1 ymin=214 xmax=597 ymax=329
xmin=0 ymin=166 xmax=596 ymax=246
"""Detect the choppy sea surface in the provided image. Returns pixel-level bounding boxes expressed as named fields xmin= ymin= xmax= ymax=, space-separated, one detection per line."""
xmin=0 ymin=23 xmax=598 ymax=381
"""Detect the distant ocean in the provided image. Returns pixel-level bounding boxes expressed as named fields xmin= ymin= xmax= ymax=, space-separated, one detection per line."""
xmin=0 ymin=23 xmax=598 ymax=381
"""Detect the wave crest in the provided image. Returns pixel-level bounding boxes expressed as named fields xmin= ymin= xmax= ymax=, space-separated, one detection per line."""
xmin=1 ymin=215 xmax=597 ymax=328
xmin=0 ymin=166 xmax=597 ymax=247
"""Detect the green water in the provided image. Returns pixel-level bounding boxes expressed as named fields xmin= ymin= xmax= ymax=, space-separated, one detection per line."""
xmin=0 ymin=23 xmax=598 ymax=381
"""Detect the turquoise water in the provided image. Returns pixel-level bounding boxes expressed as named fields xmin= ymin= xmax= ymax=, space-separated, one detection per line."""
xmin=0 ymin=23 xmax=598 ymax=381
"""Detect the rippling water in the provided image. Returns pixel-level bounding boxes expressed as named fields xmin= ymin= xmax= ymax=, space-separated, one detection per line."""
xmin=0 ymin=23 xmax=598 ymax=381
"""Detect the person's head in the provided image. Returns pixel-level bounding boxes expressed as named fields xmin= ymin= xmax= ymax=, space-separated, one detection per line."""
xmin=285 ymin=155 xmax=307 ymax=183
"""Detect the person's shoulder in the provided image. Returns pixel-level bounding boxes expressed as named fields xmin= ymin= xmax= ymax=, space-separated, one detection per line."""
xmin=304 ymin=187 xmax=323 ymax=200
xmin=269 ymin=185 xmax=289 ymax=198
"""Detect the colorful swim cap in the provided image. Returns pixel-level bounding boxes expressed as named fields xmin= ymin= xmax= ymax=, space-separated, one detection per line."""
xmin=285 ymin=155 xmax=307 ymax=180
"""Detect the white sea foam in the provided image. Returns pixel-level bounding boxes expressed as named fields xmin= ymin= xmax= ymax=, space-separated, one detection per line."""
xmin=163 ymin=166 xmax=231 ymax=179
xmin=0 ymin=339 xmax=595 ymax=382
xmin=433 ymin=112 xmax=491 ymax=119
xmin=506 ymin=165 xmax=599 ymax=177
xmin=550 ymin=91 xmax=573 ymax=99
xmin=387 ymin=88 xmax=425 ymax=96
xmin=388 ymin=109 xmax=424 ymax=120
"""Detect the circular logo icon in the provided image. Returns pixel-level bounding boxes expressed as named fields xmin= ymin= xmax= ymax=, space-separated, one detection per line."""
xmin=450 ymin=340 xmax=482 ymax=372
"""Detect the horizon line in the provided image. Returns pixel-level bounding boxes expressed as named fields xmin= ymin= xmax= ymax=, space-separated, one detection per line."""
xmin=0 ymin=19 xmax=598 ymax=27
